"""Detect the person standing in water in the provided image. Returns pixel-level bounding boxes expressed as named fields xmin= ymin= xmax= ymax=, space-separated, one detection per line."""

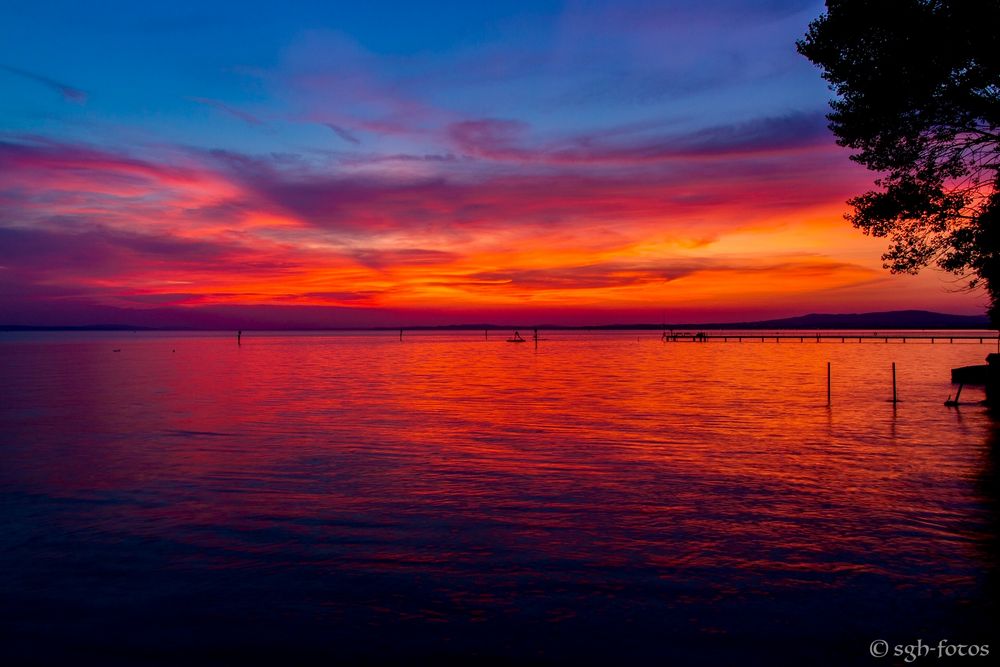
xmin=237 ymin=330 xmax=242 ymax=345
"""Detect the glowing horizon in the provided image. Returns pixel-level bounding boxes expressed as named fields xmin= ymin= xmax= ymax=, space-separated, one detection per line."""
xmin=0 ymin=1 xmax=989 ymax=327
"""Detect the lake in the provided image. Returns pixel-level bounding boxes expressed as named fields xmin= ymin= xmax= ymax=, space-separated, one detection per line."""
xmin=1 ymin=331 xmax=997 ymax=665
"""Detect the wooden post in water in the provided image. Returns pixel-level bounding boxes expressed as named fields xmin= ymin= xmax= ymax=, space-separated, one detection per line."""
xmin=892 ymin=362 xmax=897 ymax=403
xmin=399 ymin=328 xmax=403 ymax=342
xmin=827 ymin=362 xmax=831 ymax=405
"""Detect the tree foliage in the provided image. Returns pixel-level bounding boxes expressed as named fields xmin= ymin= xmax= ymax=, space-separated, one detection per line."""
xmin=797 ymin=0 xmax=1000 ymax=320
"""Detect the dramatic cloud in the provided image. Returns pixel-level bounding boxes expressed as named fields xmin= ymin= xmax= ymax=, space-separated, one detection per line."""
xmin=0 ymin=129 xmax=912 ymax=323
xmin=0 ymin=1 xmax=984 ymax=326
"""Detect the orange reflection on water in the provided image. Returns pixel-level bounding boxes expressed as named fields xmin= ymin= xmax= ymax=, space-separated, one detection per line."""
xmin=0 ymin=331 xmax=996 ymax=663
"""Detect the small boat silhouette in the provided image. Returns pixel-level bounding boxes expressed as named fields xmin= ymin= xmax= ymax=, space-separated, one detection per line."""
xmin=507 ymin=330 xmax=526 ymax=343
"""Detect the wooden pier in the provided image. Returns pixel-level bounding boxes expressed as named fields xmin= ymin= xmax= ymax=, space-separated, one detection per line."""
xmin=659 ymin=333 xmax=996 ymax=344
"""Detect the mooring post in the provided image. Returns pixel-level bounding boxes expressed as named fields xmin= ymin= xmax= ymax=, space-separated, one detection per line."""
xmin=399 ymin=328 xmax=403 ymax=341
xmin=892 ymin=362 xmax=897 ymax=403
xmin=827 ymin=362 xmax=831 ymax=405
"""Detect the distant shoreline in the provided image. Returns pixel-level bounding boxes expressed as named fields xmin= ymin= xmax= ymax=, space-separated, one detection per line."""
xmin=1 ymin=310 xmax=993 ymax=332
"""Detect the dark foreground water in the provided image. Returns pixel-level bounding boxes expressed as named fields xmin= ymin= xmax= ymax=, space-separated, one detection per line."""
xmin=1 ymin=331 xmax=997 ymax=666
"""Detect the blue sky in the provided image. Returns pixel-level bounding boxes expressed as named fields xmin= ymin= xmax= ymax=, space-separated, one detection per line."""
xmin=1 ymin=0 xmax=830 ymax=153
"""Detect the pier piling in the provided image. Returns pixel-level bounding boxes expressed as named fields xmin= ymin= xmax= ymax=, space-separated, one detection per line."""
xmin=827 ymin=362 xmax=831 ymax=406
xmin=892 ymin=362 xmax=897 ymax=403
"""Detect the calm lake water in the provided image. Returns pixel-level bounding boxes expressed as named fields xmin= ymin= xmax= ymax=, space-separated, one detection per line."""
xmin=1 ymin=331 xmax=997 ymax=665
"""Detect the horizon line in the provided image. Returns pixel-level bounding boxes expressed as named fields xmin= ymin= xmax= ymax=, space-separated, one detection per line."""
xmin=1 ymin=309 xmax=993 ymax=333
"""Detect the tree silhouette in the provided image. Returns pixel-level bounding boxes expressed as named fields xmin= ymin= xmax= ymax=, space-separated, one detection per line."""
xmin=798 ymin=0 xmax=1000 ymax=321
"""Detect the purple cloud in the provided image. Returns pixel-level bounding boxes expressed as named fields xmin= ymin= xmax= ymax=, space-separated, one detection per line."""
xmin=348 ymin=248 xmax=458 ymax=270
xmin=448 ymin=118 xmax=532 ymax=160
xmin=0 ymin=64 xmax=87 ymax=103
xmin=323 ymin=123 xmax=360 ymax=145
xmin=0 ymin=224 xmax=295 ymax=285
xmin=448 ymin=111 xmax=832 ymax=164
xmin=190 ymin=97 xmax=263 ymax=125
xmin=449 ymin=257 xmax=874 ymax=292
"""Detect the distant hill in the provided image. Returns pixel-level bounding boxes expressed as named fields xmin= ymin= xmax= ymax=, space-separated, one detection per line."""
xmin=510 ymin=310 xmax=993 ymax=330
xmin=720 ymin=310 xmax=991 ymax=330
xmin=529 ymin=310 xmax=992 ymax=330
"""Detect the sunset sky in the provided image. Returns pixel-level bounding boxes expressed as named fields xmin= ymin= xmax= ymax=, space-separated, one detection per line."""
xmin=0 ymin=0 xmax=988 ymax=327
